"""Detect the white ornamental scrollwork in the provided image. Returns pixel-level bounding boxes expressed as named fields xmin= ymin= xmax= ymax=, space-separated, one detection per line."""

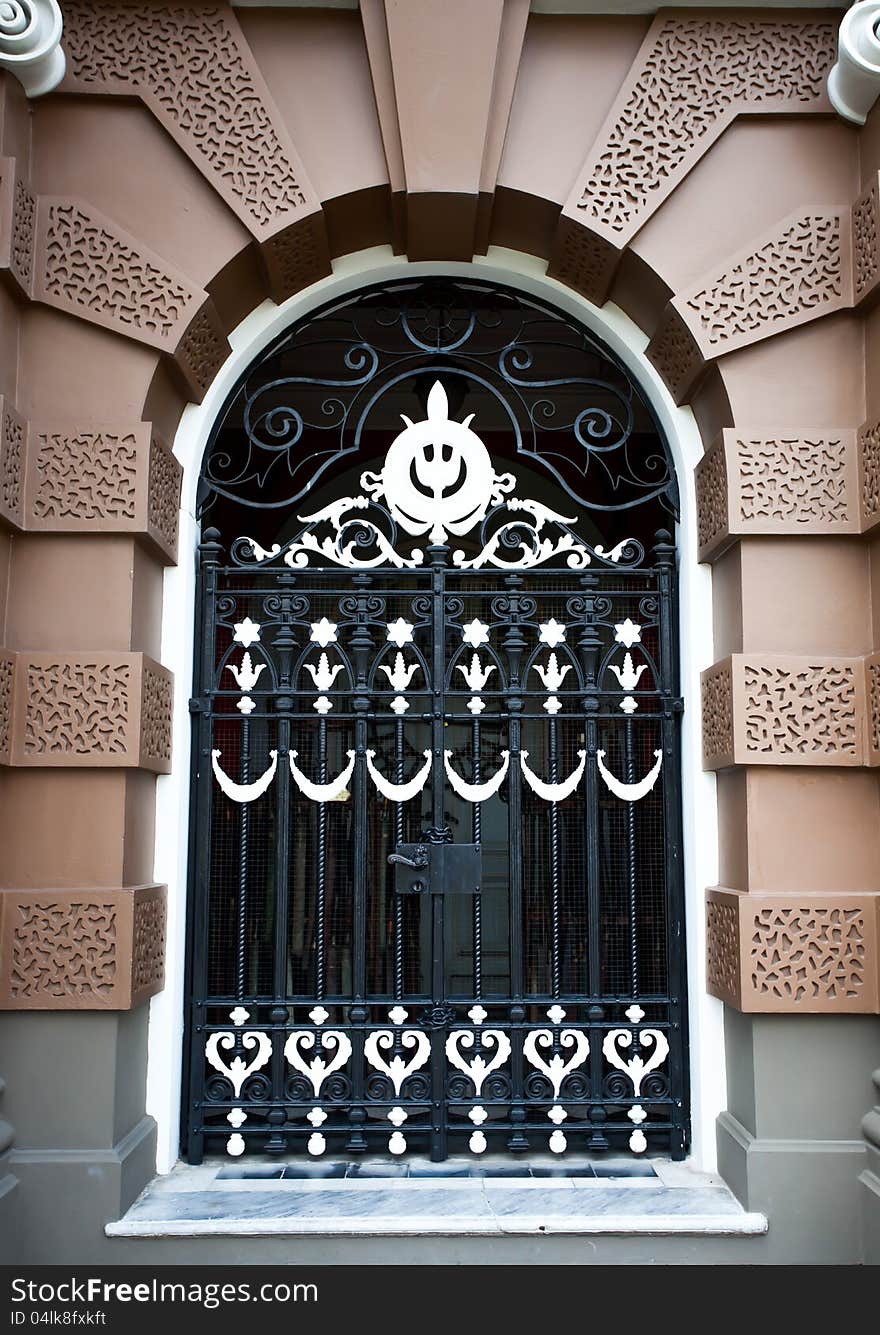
xmin=443 ymin=748 xmax=510 ymax=802
xmin=445 ymin=1029 xmax=511 ymax=1096
xmin=365 ymin=748 xmax=433 ymax=803
xmin=363 ymin=1029 xmax=431 ymax=1096
xmin=205 ymin=1028 xmax=273 ymax=1099
xmin=522 ymin=1028 xmax=590 ymax=1100
xmin=211 ymin=749 xmax=278 ymax=804
xmin=236 ymin=382 xmax=637 ymax=573
xmin=519 ymin=749 xmax=587 ymax=803
xmin=288 ymin=749 xmax=356 ymax=802
xmin=0 ymin=0 xmax=65 ymax=97
xmin=596 ymin=748 xmax=663 ymax=802
xmin=602 ymin=1027 xmax=670 ymax=1098
xmin=283 ymin=1030 xmax=353 ymax=1099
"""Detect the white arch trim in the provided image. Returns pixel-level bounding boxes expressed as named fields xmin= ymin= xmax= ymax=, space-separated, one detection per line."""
xmin=149 ymin=245 xmax=722 ymax=1175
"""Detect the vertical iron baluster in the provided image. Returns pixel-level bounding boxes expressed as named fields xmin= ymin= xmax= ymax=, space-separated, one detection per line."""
xmin=549 ymin=714 xmax=560 ymax=999
xmin=625 ymin=713 xmax=638 ymax=999
xmin=268 ymin=592 xmax=296 ymax=1157
xmin=316 ymin=715 xmax=328 ymax=1000
xmin=394 ymin=715 xmax=404 ymax=1001
xmin=502 ymin=576 xmax=528 ymax=1151
xmin=346 ymin=575 xmax=375 ymax=1153
xmin=184 ymin=526 xmax=223 ymax=1164
xmin=575 ymin=575 xmax=608 ymax=1150
xmin=427 ymin=545 xmax=449 ymax=1162
xmin=654 ymin=529 xmax=687 ymax=1158
xmin=236 ymin=717 xmax=250 ymax=1000
xmin=472 ymin=715 xmax=482 ymax=1001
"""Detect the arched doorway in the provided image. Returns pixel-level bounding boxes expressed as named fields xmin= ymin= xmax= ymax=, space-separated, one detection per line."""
xmin=182 ymin=277 xmax=687 ymax=1164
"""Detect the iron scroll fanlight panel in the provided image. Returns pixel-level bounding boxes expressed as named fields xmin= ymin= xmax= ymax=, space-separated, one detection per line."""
xmin=185 ymin=280 xmax=687 ymax=1166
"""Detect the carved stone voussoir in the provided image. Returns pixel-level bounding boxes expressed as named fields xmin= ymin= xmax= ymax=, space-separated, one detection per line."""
xmin=60 ymin=2 xmax=318 ymax=239
xmin=707 ymin=887 xmax=880 ymax=1014
xmin=173 ymin=301 xmax=230 ymax=403
xmin=546 ymin=216 xmax=621 ymax=308
xmin=564 ymin=15 xmax=836 ymax=247
xmin=0 ymin=883 xmax=166 ymax=1011
xmin=260 ymin=213 xmax=331 ymax=306
xmin=646 ymin=305 xmax=705 ymax=406
xmin=34 ymin=196 xmax=207 ymax=351
xmin=697 ymin=429 xmax=859 ymax=561
xmin=702 ymin=653 xmax=866 ymax=770
xmin=677 ymin=210 xmax=852 ymax=360
xmin=7 ymin=651 xmax=172 ymax=771
xmin=24 ymin=421 xmax=180 ymax=561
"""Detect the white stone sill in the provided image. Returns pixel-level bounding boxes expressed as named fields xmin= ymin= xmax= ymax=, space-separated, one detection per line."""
xmin=106 ymin=1159 xmax=768 ymax=1239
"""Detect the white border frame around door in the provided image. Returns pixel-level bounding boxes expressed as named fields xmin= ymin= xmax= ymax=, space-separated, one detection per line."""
xmin=148 ymin=245 xmax=722 ymax=1176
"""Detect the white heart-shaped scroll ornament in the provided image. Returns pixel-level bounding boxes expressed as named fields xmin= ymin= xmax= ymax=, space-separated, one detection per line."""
xmin=522 ymin=1028 xmax=590 ymax=1100
xmin=211 ymin=749 xmax=278 ymax=804
xmin=445 ymin=1029 xmax=511 ymax=1096
xmin=602 ymin=1028 xmax=670 ymax=1097
xmin=363 ymin=1029 xmax=431 ymax=1097
xmin=289 ymin=749 xmax=356 ymax=803
xmin=283 ymin=1030 xmax=353 ymax=1098
xmin=205 ymin=1028 xmax=273 ymax=1098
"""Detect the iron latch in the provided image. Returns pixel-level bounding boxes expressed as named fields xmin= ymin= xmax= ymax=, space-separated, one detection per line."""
xmin=389 ymin=843 xmax=482 ymax=895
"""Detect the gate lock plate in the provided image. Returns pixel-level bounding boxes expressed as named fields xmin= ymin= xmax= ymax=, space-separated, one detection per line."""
xmin=389 ymin=843 xmax=482 ymax=895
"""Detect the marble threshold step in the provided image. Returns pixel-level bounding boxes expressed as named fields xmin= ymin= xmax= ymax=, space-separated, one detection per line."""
xmin=107 ymin=1158 xmax=768 ymax=1238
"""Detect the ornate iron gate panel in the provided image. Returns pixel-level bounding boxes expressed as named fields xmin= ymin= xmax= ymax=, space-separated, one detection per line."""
xmin=183 ymin=280 xmax=688 ymax=1163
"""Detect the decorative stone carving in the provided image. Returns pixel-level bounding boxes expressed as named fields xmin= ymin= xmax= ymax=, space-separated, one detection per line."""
xmin=866 ymin=653 xmax=880 ymax=765
xmin=853 ymin=175 xmax=880 ymax=304
xmin=701 ymin=659 xmax=734 ymax=770
xmin=24 ymin=659 xmax=131 ymax=758
xmin=695 ymin=435 xmax=729 ymax=558
xmin=697 ymin=429 xmax=858 ymax=561
xmin=0 ymin=397 xmax=25 ymax=529
xmin=5 ymin=652 xmax=172 ymax=771
xmin=35 ymin=199 xmax=205 ymax=348
xmin=60 ymin=3 xmax=324 ymax=251
xmin=0 ymin=160 xmax=37 ymax=297
xmin=703 ymin=654 xmax=866 ymax=769
xmin=738 ymin=437 xmax=851 ymax=527
xmin=645 ymin=307 xmax=705 ymax=406
xmin=706 ymin=897 xmax=740 ymax=1008
xmin=0 ymin=652 xmax=13 ymax=764
xmin=141 ymin=666 xmax=173 ymax=767
xmin=147 ymin=432 xmax=181 ymax=560
xmin=260 ymin=214 xmax=332 ymax=307
xmin=744 ymin=661 xmax=859 ymax=759
xmin=859 ymin=418 xmax=880 ymax=531
xmin=680 ymin=212 xmax=850 ymax=358
xmin=0 ymin=0 xmax=66 ymax=98
xmin=828 ymin=0 xmax=880 ymax=125
xmin=32 ymin=430 xmax=138 ymax=522
xmin=706 ymin=887 xmax=880 ymax=1013
xmin=546 ymin=217 xmax=620 ymax=306
xmin=562 ymin=16 xmax=836 ymax=248
xmin=173 ymin=304 xmax=229 ymax=403
xmin=131 ymin=885 xmax=166 ymax=997
xmin=0 ymin=884 xmax=167 ymax=1010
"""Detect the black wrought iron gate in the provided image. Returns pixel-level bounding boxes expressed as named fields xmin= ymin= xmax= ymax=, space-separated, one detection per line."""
xmin=183 ymin=279 xmax=688 ymax=1164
